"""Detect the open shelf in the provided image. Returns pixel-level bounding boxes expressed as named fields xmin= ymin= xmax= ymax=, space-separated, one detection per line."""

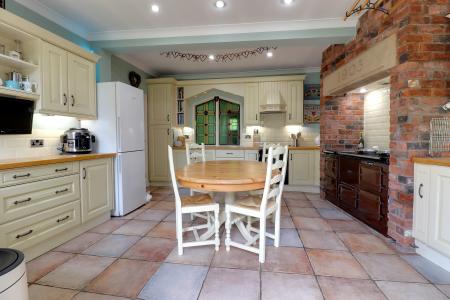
xmin=0 ymin=53 xmax=38 ymax=71
xmin=0 ymin=86 xmax=40 ymax=101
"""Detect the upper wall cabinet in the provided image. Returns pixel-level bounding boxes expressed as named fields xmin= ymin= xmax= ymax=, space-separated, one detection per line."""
xmin=40 ymin=42 xmax=96 ymax=118
xmin=244 ymin=83 xmax=259 ymax=126
xmin=287 ymin=81 xmax=304 ymax=125
xmin=148 ymin=79 xmax=177 ymax=126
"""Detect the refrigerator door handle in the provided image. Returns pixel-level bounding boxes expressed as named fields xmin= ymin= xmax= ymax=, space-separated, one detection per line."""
xmin=117 ymin=116 xmax=121 ymax=151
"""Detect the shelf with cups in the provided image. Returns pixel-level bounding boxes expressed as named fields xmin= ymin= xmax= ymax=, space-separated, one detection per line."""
xmin=0 ymin=53 xmax=38 ymax=71
xmin=177 ymin=87 xmax=185 ymax=126
xmin=0 ymin=85 xmax=40 ymax=101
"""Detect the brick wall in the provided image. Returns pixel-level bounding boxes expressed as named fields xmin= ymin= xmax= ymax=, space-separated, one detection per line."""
xmin=320 ymin=0 xmax=450 ymax=246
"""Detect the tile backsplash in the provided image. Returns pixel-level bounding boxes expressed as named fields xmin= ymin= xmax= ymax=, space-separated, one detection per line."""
xmin=0 ymin=114 xmax=79 ymax=159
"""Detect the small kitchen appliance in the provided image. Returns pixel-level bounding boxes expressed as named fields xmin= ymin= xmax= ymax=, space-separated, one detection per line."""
xmin=60 ymin=128 xmax=95 ymax=154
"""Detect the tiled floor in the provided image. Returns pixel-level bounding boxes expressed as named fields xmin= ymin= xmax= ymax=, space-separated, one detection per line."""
xmin=27 ymin=187 xmax=450 ymax=300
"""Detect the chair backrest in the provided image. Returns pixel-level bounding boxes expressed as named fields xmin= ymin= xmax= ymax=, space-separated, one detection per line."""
xmin=186 ymin=143 xmax=206 ymax=165
xmin=262 ymin=143 xmax=281 ymax=162
xmin=168 ymin=146 xmax=182 ymax=210
xmin=260 ymin=145 xmax=289 ymax=213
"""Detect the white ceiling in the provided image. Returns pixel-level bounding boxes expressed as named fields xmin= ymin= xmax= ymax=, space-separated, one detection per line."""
xmin=14 ymin=0 xmax=358 ymax=76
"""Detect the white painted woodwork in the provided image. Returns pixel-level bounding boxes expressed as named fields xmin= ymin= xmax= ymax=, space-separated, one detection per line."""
xmin=67 ymin=53 xmax=96 ymax=117
xmin=287 ymin=81 xmax=304 ymax=125
xmin=244 ymin=83 xmax=260 ymax=126
xmin=80 ymin=158 xmax=113 ymax=223
xmin=245 ymin=150 xmax=259 ymax=161
xmin=289 ymin=150 xmax=316 ymax=186
xmin=41 ymin=42 xmax=68 ymax=112
xmin=149 ymin=84 xmax=174 ymax=125
xmin=215 ymin=150 xmax=245 ymax=160
xmin=413 ymin=163 xmax=450 ymax=268
xmin=314 ymin=150 xmax=320 ymax=186
xmin=149 ymin=125 xmax=172 ymax=181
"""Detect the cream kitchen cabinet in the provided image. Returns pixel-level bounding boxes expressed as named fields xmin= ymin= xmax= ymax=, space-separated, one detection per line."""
xmin=413 ymin=163 xmax=450 ymax=271
xmin=287 ymin=81 xmax=304 ymax=125
xmin=149 ymin=125 xmax=172 ymax=181
xmin=80 ymin=158 xmax=114 ymax=223
xmin=245 ymin=150 xmax=259 ymax=161
xmin=41 ymin=42 xmax=96 ymax=118
xmin=244 ymin=83 xmax=260 ymax=126
xmin=148 ymin=83 xmax=175 ymax=125
xmin=289 ymin=150 xmax=320 ymax=187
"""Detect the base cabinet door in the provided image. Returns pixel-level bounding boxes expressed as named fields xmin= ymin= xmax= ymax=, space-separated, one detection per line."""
xmin=289 ymin=150 xmax=314 ymax=185
xmin=80 ymin=159 xmax=113 ymax=222
xmin=428 ymin=165 xmax=450 ymax=257
xmin=413 ymin=164 xmax=431 ymax=242
xmin=149 ymin=125 xmax=171 ymax=181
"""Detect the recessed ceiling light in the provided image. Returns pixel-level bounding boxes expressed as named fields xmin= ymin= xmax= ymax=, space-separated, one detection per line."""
xmin=266 ymin=51 xmax=273 ymax=58
xmin=208 ymin=54 xmax=215 ymax=60
xmin=151 ymin=4 xmax=160 ymax=13
xmin=283 ymin=0 xmax=293 ymax=5
xmin=215 ymin=1 xmax=225 ymax=8
xmin=359 ymin=87 xmax=368 ymax=94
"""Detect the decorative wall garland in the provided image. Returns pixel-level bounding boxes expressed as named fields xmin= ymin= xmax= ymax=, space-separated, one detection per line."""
xmin=160 ymin=46 xmax=277 ymax=63
xmin=344 ymin=0 xmax=389 ymax=20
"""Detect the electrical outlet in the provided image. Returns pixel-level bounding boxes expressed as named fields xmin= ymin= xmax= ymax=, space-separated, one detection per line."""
xmin=30 ymin=139 xmax=44 ymax=148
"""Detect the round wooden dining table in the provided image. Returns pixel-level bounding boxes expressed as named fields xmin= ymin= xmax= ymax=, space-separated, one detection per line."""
xmin=175 ymin=160 xmax=268 ymax=203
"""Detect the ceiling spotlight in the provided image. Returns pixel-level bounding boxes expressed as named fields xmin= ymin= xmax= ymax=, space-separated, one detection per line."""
xmin=208 ymin=54 xmax=215 ymax=61
xmin=359 ymin=87 xmax=368 ymax=94
xmin=283 ymin=0 xmax=293 ymax=5
xmin=266 ymin=51 xmax=273 ymax=58
xmin=151 ymin=4 xmax=160 ymax=13
xmin=215 ymin=1 xmax=225 ymax=8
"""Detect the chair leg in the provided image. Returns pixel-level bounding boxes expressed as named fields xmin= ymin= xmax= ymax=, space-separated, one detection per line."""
xmin=259 ymin=217 xmax=266 ymax=263
xmin=274 ymin=205 xmax=281 ymax=248
xmin=225 ymin=208 xmax=231 ymax=252
xmin=176 ymin=212 xmax=183 ymax=255
xmin=214 ymin=207 xmax=220 ymax=251
xmin=190 ymin=189 xmax=194 ymax=221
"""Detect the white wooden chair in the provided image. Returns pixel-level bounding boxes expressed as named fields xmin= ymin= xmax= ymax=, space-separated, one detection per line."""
xmin=168 ymin=146 xmax=220 ymax=255
xmin=262 ymin=143 xmax=281 ymax=162
xmin=225 ymin=145 xmax=289 ymax=263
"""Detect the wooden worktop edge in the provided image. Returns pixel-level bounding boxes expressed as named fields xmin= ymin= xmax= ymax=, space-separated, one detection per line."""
xmin=413 ymin=157 xmax=450 ymax=168
xmin=0 ymin=153 xmax=116 ymax=171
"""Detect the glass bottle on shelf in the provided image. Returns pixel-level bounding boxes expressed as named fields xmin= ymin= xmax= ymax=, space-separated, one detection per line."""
xmin=358 ymin=132 xmax=365 ymax=150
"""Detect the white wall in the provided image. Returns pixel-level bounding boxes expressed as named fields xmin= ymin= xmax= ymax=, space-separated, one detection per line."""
xmin=364 ymin=88 xmax=390 ymax=150
xmin=0 ymin=114 xmax=79 ymax=159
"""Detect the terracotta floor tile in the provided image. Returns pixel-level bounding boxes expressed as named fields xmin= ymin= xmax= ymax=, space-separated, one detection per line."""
xmin=266 ymin=228 xmax=303 ymax=247
xmin=28 ymin=284 xmax=77 ymax=300
xmin=163 ymin=211 xmax=193 ymax=222
xmin=293 ymin=217 xmax=333 ymax=231
xmin=199 ymin=267 xmax=260 ymax=300
xmin=289 ymin=207 xmax=321 ymax=218
xmin=305 ymin=193 xmax=321 ymax=201
xmin=262 ymin=247 xmax=313 ymax=274
xmin=90 ymin=219 xmax=129 ymax=234
xmin=112 ymin=220 xmax=158 ymax=236
xmin=118 ymin=207 xmax=146 ymax=220
xmin=134 ymin=209 xmax=171 ymax=221
xmin=280 ymin=205 xmax=291 ymax=216
xmin=85 ymin=259 xmax=160 ymax=299
xmin=306 ymin=249 xmax=369 ymax=279
xmin=401 ymin=254 xmax=450 ymax=284
xmin=82 ymin=235 xmax=140 ymax=257
xmin=54 ymin=232 xmax=106 ymax=253
xmin=326 ymin=220 xmax=370 ymax=233
xmin=436 ymin=285 xmax=450 ymax=297
xmin=354 ymin=253 xmax=428 ymax=282
xmin=147 ymin=221 xmax=176 ymax=239
xmin=72 ymin=292 xmax=130 ymax=300
xmin=300 ymin=230 xmax=347 ymax=250
xmin=283 ymin=192 xmax=308 ymax=200
xmin=165 ymin=246 xmax=215 ymax=266
xmin=37 ymin=254 xmax=115 ymax=290
xmin=151 ymin=201 xmax=175 ymax=210
xmin=211 ymin=246 xmax=260 ymax=270
xmin=274 ymin=215 xmax=296 ymax=229
xmin=285 ymin=198 xmax=314 ymax=208
xmin=338 ymin=233 xmax=395 ymax=254
xmin=262 ymin=272 xmax=323 ymax=300
xmin=376 ymin=281 xmax=447 ymax=300
xmin=122 ymin=237 xmax=176 ymax=262
xmin=138 ymin=263 xmax=208 ymax=300
xmin=310 ymin=199 xmax=336 ymax=209
xmin=26 ymin=251 xmax=75 ymax=283
xmin=317 ymin=208 xmax=352 ymax=220
xmin=317 ymin=276 xmax=386 ymax=300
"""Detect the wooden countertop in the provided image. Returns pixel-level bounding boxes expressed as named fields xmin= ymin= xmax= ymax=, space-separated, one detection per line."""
xmin=0 ymin=153 xmax=116 ymax=170
xmin=289 ymin=146 xmax=320 ymax=150
xmin=173 ymin=145 xmax=320 ymax=151
xmin=413 ymin=157 xmax=450 ymax=168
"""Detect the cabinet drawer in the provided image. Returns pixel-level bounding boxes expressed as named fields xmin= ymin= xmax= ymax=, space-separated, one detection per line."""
xmin=1 ymin=163 xmax=76 ymax=186
xmin=339 ymin=156 xmax=359 ymax=185
xmin=215 ymin=150 xmax=245 ymax=158
xmin=339 ymin=184 xmax=357 ymax=210
xmin=359 ymin=162 xmax=382 ymax=193
xmin=358 ymin=190 xmax=382 ymax=221
xmin=0 ymin=201 xmax=81 ymax=250
xmin=0 ymin=175 xmax=80 ymax=224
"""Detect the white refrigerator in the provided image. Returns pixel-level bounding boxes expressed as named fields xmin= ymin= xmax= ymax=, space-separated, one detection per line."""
xmin=82 ymin=82 xmax=149 ymax=216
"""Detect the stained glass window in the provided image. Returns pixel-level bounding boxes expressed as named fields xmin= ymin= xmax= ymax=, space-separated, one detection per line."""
xmin=219 ymin=100 xmax=240 ymax=145
xmin=195 ymin=99 xmax=216 ymax=145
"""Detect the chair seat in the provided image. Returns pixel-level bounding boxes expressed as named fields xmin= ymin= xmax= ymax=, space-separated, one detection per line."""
xmin=182 ymin=194 xmax=215 ymax=207
xmin=232 ymin=195 xmax=276 ymax=212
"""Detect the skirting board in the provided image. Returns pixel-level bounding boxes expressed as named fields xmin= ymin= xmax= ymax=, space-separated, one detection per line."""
xmin=415 ymin=240 xmax=450 ymax=272
xmin=23 ymin=212 xmax=111 ymax=262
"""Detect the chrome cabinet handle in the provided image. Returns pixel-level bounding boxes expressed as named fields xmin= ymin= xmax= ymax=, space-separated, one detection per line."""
xmin=419 ymin=183 xmax=424 ymax=199
xmin=71 ymin=95 xmax=75 ymax=106
xmin=55 ymin=168 xmax=68 ymax=172
xmin=82 ymin=168 xmax=87 ymax=179
xmin=55 ymin=188 xmax=69 ymax=195
xmin=63 ymin=93 xmax=68 ymax=106
xmin=57 ymin=215 xmax=70 ymax=223
xmin=13 ymin=173 xmax=31 ymax=179
xmin=14 ymin=197 xmax=32 ymax=205
xmin=16 ymin=229 xmax=33 ymax=239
